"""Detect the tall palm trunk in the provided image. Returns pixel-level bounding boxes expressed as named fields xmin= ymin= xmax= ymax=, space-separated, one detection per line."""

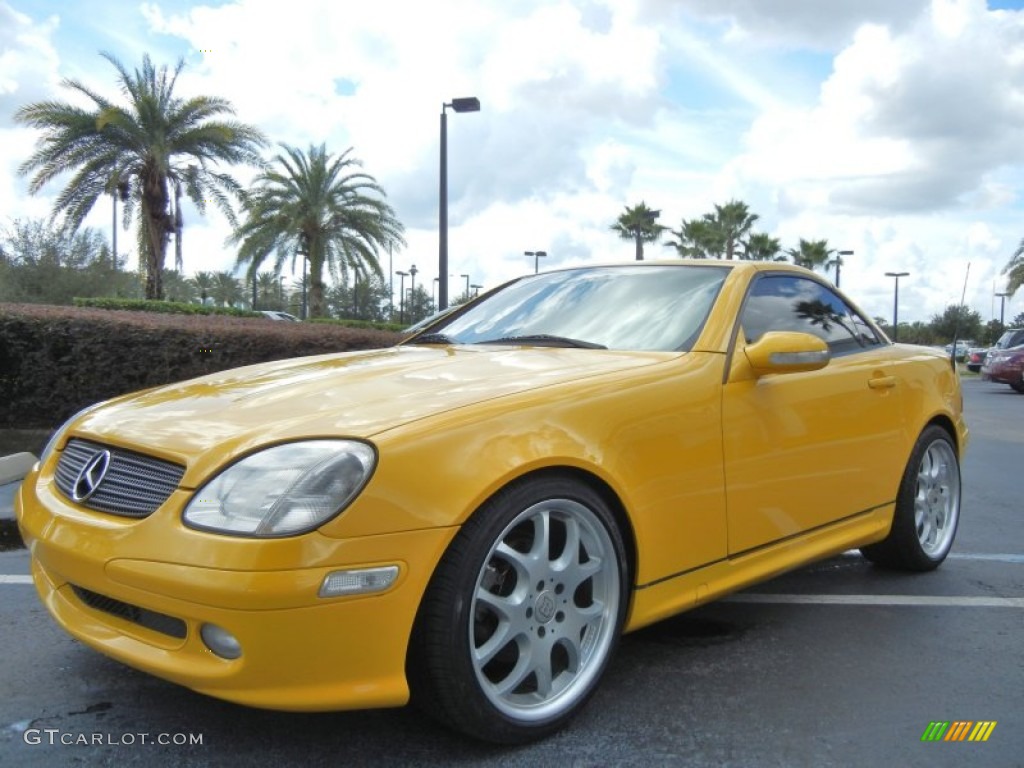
xmin=309 ymin=257 xmax=326 ymax=318
xmin=142 ymin=166 xmax=172 ymax=300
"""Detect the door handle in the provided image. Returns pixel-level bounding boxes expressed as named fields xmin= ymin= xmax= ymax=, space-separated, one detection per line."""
xmin=868 ymin=376 xmax=896 ymax=390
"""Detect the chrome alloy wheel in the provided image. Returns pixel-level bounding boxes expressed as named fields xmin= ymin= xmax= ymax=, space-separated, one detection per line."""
xmin=913 ymin=438 xmax=960 ymax=559
xmin=469 ymin=498 xmax=621 ymax=722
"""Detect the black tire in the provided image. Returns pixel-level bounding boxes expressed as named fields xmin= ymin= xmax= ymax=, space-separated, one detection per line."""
xmin=1010 ymin=380 xmax=1024 ymax=393
xmin=407 ymin=474 xmax=629 ymax=744
xmin=861 ymin=425 xmax=961 ymax=571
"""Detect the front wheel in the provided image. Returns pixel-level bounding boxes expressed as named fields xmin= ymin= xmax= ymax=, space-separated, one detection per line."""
xmin=408 ymin=475 xmax=629 ymax=744
xmin=861 ymin=425 xmax=961 ymax=571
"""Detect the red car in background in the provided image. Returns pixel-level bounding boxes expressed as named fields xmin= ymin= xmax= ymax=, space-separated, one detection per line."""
xmin=981 ymin=332 xmax=1024 ymax=393
xmin=966 ymin=347 xmax=988 ymax=372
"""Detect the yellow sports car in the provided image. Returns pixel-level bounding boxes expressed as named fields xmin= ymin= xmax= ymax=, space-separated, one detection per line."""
xmin=16 ymin=260 xmax=966 ymax=744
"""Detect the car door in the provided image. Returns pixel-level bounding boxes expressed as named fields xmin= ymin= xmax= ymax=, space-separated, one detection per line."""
xmin=721 ymin=273 xmax=905 ymax=556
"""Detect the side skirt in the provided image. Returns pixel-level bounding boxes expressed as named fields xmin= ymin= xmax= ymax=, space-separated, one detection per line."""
xmin=624 ymin=504 xmax=893 ymax=632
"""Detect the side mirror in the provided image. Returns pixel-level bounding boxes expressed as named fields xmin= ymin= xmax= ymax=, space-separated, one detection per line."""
xmin=744 ymin=331 xmax=830 ymax=376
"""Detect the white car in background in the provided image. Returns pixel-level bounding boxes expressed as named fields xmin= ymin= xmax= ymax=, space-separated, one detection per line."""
xmin=257 ymin=311 xmax=300 ymax=321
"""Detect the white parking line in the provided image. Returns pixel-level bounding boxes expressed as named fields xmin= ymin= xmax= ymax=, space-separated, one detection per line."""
xmin=841 ymin=550 xmax=1024 ymax=564
xmin=725 ymin=593 xmax=1024 ymax=608
xmin=948 ymin=552 xmax=1024 ymax=564
xmin=0 ymin=575 xmax=32 ymax=584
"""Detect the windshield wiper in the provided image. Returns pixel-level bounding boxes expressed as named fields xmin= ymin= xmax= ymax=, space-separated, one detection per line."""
xmin=407 ymin=333 xmax=457 ymax=345
xmin=475 ymin=334 xmax=607 ymax=349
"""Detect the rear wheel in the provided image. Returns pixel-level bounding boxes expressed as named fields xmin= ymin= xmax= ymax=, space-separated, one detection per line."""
xmin=1011 ymin=380 xmax=1024 ymax=393
xmin=408 ymin=475 xmax=628 ymax=744
xmin=861 ymin=425 xmax=960 ymax=571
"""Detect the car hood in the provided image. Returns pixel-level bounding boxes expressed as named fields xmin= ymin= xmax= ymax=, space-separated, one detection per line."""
xmin=67 ymin=345 xmax=671 ymax=473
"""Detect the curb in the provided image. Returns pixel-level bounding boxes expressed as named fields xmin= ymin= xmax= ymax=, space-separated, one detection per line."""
xmin=1 ymin=454 xmax=37 ymax=551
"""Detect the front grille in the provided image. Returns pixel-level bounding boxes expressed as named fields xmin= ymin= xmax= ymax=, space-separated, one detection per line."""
xmin=71 ymin=585 xmax=188 ymax=639
xmin=54 ymin=439 xmax=186 ymax=518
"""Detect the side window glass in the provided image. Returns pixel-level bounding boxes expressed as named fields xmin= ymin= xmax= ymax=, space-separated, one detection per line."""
xmin=741 ymin=275 xmax=881 ymax=355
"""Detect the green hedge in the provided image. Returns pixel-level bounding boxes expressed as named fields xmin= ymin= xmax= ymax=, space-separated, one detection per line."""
xmin=73 ymin=296 xmax=261 ymax=317
xmin=0 ymin=303 xmax=401 ymax=428
xmin=308 ymin=317 xmax=406 ymax=332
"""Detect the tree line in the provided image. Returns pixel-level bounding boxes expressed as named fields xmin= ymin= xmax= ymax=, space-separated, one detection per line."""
xmin=612 ymin=199 xmax=845 ymax=275
xmin=0 ymin=217 xmax=472 ymax=325
xmin=611 ymin=199 xmax=1023 ymax=343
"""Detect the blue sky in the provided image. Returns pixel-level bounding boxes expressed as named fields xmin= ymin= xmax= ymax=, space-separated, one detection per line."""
xmin=3 ymin=0 xmax=1024 ymax=326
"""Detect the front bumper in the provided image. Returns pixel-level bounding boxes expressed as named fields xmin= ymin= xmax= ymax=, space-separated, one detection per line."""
xmin=16 ymin=471 xmax=457 ymax=711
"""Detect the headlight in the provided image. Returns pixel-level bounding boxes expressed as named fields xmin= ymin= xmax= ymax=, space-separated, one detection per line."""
xmin=183 ymin=440 xmax=376 ymax=537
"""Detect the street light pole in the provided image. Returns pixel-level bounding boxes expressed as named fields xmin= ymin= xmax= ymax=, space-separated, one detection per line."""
xmin=836 ymin=249 xmax=853 ymax=288
xmin=885 ymin=271 xmax=909 ymax=342
xmin=110 ymin=177 xmax=129 ymax=271
xmin=995 ymin=291 xmax=1011 ymax=326
xmin=525 ymin=250 xmax=547 ymax=274
xmin=461 ymin=273 xmax=470 ymax=297
xmin=439 ymin=96 xmax=481 ymax=312
xmin=470 ymin=283 xmax=482 ymax=297
xmin=112 ymin=188 xmax=117 ymax=270
xmin=396 ymin=270 xmax=409 ymax=324
xmin=297 ymin=235 xmax=309 ymax=320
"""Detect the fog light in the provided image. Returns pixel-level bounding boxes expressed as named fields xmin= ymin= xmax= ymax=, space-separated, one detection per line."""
xmin=200 ymin=623 xmax=242 ymax=660
xmin=319 ymin=566 xmax=399 ymax=598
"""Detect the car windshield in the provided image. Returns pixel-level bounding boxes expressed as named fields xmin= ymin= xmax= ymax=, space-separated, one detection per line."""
xmin=994 ymin=330 xmax=1024 ymax=349
xmin=411 ymin=265 xmax=729 ymax=352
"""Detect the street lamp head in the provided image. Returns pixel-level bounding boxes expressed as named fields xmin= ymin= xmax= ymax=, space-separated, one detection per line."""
xmin=536 ymin=250 xmax=547 ymax=257
xmin=396 ymin=270 xmax=409 ymax=277
xmin=838 ymin=250 xmax=854 ymax=256
xmin=410 ymin=264 xmax=418 ymax=276
xmin=448 ymin=96 xmax=481 ymax=113
xmin=885 ymin=271 xmax=910 ymax=278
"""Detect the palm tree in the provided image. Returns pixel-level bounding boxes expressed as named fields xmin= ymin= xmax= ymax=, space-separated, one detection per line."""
xmin=162 ymin=270 xmax=197 ymax=303
xmin=742 ymin=232 xmax=784 ymax=261
xmin=787 ymin=238 xmax=833 ymax=272
xmin=708 ymin=199 xmax=758 ymax=260
xmin=15 ymin=52 xmax=266 ymax=300
xmin=211 ymin=271 xmax=243 ymax=307
xmin=1004 ymin=239 xmax=1024 ymax=296
xmin=190 ymin=270 xmax=215 ymax=305
xmin=664 ymin=218 xmax=725 ymax=259
xmin=610 ymin=202 xmax=664 ymax=260
xmin=231 ymin=143 xmax=405 ymax=318
xmin=256 ymin=271 xmax=282 ymax=310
